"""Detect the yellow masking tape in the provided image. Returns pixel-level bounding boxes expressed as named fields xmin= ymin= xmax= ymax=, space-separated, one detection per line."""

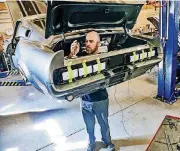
xmin=67 ymin=62 xmax=73 ymax=83
xmin=82 ymin=60 xmax=88 ymax=77
xmin=96 ymin=57 xmax=101 ymax=73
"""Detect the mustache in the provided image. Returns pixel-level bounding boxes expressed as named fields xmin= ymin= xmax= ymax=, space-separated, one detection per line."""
xmin=86 ymin=47 xmax=92 ymax=50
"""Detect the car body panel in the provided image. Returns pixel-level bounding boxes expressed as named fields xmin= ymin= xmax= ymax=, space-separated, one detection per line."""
xmin=3 ymin=1 xmax=162 ymax=101
xmin=12 ymin=39 xmax=64 ymax=92
xmin=45 ymin=1 xmax=143 ymax=38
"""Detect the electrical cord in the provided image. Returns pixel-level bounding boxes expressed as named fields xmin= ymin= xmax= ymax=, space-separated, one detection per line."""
xmin=147 ymin=66 xmax=158 ymax=82
xmin=112 ymin=73 xmax=160 ymax=143
xmin=126 ymin=80 xmax=133 ymax=100
xmin=113 ymin=84 xmax=134 ymax=141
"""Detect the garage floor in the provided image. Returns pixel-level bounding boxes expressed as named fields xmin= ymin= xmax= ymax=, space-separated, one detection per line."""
xmin=0 ymin=71 xmax=180 ymax=151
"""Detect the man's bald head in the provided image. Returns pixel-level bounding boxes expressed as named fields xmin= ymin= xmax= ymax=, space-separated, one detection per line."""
xmin=86 ymin=31 xmax=100 ymax=42
xmin=85 ymin=31 xmax=100 ymax=54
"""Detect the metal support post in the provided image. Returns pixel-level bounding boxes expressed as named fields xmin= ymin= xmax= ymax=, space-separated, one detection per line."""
xmin=157 ymin=1 xmax=179 ymax=104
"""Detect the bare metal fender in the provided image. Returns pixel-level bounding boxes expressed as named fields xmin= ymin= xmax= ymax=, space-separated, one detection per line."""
xmin=14 ymin=39 xmax=64 ymax=93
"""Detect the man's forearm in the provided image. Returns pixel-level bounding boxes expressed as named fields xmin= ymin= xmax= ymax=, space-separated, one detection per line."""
xmin=68 ymin=52 xmax=73 ymax=58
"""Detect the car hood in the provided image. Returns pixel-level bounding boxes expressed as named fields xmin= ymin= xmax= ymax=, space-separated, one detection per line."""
xmin=45 ymin=1 xmax=143 ymax=38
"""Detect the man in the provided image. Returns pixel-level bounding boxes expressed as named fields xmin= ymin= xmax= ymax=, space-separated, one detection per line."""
xmin=69 ymin=31 xmax=115 ymax=151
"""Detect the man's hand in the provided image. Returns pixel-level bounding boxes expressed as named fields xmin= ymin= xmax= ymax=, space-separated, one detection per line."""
xmin=70 ymin=40 xmax=80 ymax=57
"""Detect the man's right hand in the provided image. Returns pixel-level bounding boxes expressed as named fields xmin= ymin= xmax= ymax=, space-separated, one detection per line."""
xmin=70 ymin=40 xmax=80 ymax=57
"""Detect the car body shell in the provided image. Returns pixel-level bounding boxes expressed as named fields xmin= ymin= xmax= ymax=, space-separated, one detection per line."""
xmin=6 ymin=1 xmax=162 ymax=100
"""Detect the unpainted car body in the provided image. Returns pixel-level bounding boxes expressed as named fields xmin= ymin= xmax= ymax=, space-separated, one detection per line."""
xmin=6 ymin=1 xmax=162 ymax=101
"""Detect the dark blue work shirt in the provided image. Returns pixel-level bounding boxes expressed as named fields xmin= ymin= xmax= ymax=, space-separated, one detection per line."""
xmin=82 ymin=89 xmax=108 ymax=102
xmin=77 ymin=51 xmax=108 ymax=102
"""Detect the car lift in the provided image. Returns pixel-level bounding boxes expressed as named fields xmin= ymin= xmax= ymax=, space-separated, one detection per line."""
xmin=157 ymin=0 xmax=179 ymax=104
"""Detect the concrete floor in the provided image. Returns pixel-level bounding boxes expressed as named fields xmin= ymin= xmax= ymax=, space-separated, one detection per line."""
xmin=0 ymin=72 xmax=180 ymax=151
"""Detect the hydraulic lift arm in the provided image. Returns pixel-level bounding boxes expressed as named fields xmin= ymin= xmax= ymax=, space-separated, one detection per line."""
xmin=157 ymin=1 xmax=179 ymax=104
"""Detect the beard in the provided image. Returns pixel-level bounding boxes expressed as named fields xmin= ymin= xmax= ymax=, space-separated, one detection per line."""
xmin=86 ymin=47 xmax=92 ymax=54
xmin=86 ymin=44 xmax=99 ymax=54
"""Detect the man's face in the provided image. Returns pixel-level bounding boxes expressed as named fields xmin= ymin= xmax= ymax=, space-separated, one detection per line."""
xmin=85 ymin=32 xmax=99 ymax=54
